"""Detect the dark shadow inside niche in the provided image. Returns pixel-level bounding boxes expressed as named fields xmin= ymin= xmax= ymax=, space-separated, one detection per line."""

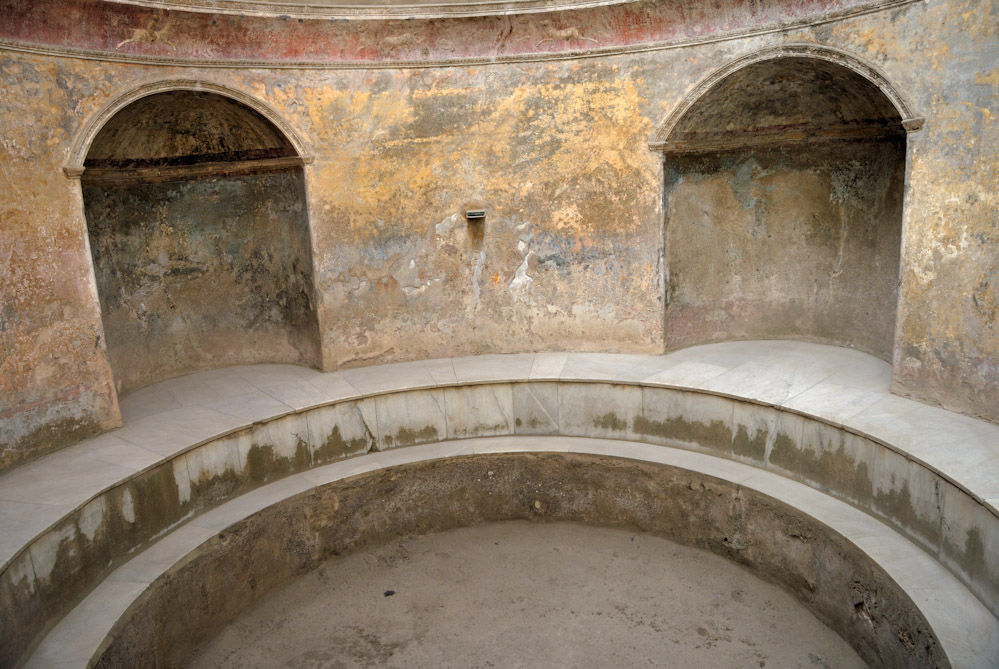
xmin=82 ymin=91 xmax=321 ymax=392
xmin=661 ymin=57 xmax=907 ymax=360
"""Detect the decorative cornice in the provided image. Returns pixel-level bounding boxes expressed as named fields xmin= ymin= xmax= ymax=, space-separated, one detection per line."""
xmin=78 ymin=155 xmax=308 ymax=184
xmin=0 ymin=0 xmax=924 ymax=68
xmin=656 ymin=125 xmax=908 ymax=156
xmin=107 ymin=0 xmax=647 ymax=20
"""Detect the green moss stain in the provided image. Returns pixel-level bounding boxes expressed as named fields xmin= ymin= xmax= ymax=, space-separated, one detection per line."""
xmin=294 ymin=437 xmax=312 ymax=470
xmin=771 ymin=431 xmax=882 ymax=512
xmin=772 ymin=427 xmax=938 ymax=545
xmin=128 ymin=464 xmax=184 ymax=537
xmin=796 ymin=441 xmax=856 ymax=492
xmin=245 ymin=443 xmax=302 ymax=484
xmin=732 ymin=424 xmax=766 ymax=461
xmin=189 ymin=467 xmax=242 ymax=507
xmin=0 ymin=554 xmax=43 ymax=669
xmin=383 ymin=425 xmax=438 ymax=449
xmin=594 ymin=412 xmax=627 ymax=432
xmin=768 ymin=432 xmax=799 ymax=471
xmin=633 ymin=415 xmax=730 ymax=451
xmin=314 ymin=425 xmax=371 ymax=464
xmin=245 ymin=441 xmax=312 ymax=483
xmin=963 ymin=528 xmax=988 ymax=585
xmin=873 ymin=480 xmax=939 ymax=545
xmin=852 ymin=461 xmax=874 ymax=507
xmin=941 ymin=524 xmax=995 ymax=609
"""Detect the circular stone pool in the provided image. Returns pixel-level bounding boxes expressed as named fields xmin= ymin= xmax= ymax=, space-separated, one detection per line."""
xmin=185 ymin=521 xmax=864 ymax=668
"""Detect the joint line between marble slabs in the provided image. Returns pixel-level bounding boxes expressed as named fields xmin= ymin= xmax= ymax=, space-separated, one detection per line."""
xmin=847 ymin=400 xmax=921 ymax=435
xmin=209 ymin=399 xmax=297 ymax=426
xmin=231 ymin=365 xmax=354 ymax=407
xmin=419 ymin=357 xmax=458 ymax=388
xmin=162 ymin=384 xmax=255 ymax=409
xmin=113 ymin=415 xmax=252 ymax=456
xmin=528 ymin=384 xmax=557 ymax=430
xmin=81 ymin=443 xmax=158 ymax=473
xmin=643 ymin=361 xmax=733 ymax=387
xmin=430 ymin=389 xmax=448 ymax=442
xmin=829 ymin=390 xmax=892 ymax=425
xmin=555 ymin=381 xmax=562 ymax=436
xmin=775 ymin=368 xmax=839 ymax=408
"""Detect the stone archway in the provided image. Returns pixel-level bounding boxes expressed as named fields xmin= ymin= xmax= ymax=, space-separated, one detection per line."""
xmin=653 ymin=46 xmax=921 ymax=359
xmin=77 ymin=86 xmax=321 ymax=391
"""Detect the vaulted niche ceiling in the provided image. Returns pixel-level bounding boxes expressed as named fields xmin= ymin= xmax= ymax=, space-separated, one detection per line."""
xmin=81 ymin=90 xmax=320 ymax=392
xmin=667 ymin=57 xmax=904 ymax=154
xmin=662 ymin=56 xmax=907 ymax=359
xmin=84 ymin=91 xmax=296 ymax=169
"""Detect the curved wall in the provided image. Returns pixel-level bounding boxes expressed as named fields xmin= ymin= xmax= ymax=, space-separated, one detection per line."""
xmin=0 ymin=0 xmax=997 ymax=470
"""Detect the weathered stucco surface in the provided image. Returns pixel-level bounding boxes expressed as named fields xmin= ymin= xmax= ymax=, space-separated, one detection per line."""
xmin=864 ymin=1 xmax=999 ymax=419
xmin=0 ymin=0 xmax=997 ymax=469
xmin=83 ymin=169 xmax=320 ymax=392
xmin=0 ymin=56 xmax=121 ymax=471
xmin=0 ymin=0 xmax=921 ymax=63
xmin=665 ymin=141 xmax=905 ymax=358
xmin=76 ymin=89 xmax=321 ymax=391
xmin=297 ymin=63 xmax=662 ymax=366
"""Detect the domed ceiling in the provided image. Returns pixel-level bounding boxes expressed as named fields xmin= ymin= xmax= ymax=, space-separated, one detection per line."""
xmin=84 ymin=91 xmax=296 ymax=168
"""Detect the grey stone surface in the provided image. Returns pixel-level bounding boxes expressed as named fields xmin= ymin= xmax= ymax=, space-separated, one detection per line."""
xmin=443 ymin=384 xmax=514 ymax=439
xmin=373 ymin=390 xmax=447 ymax=449
xmin=512 ymin=382 xmax=559 ymax=435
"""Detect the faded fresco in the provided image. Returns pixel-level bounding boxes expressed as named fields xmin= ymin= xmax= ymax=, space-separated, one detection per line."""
xmin=83 ymin=170 xmax=320 ymax=392
xmin=0 ymin=0 xmax=918 ymax=63
xmin=0 ymin=0 xmax=996 ymax=470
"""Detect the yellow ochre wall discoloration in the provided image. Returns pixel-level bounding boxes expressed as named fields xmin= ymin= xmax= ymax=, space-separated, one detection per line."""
xmin=0 ymin=0 xmax=996 ymax=471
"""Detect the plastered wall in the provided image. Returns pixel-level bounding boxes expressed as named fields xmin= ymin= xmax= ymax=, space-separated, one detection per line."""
xmin=665 ymin=141 xmax=905 ymax=358
xmin=82 ymin=169 xmax=321 ymax=392
xmin=0 ymin=0 xmax=996 ymax=471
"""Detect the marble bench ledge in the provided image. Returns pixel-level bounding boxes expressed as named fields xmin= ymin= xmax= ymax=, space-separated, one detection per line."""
xmin=2 ymin=340 xmax=998 ymax=575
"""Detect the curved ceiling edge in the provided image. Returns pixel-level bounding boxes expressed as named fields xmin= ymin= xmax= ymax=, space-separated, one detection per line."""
xmin=63 ymin=79 xmax=313 ymax=176
xmin=0 ymin=0 xmax=921 ymax=65
xmin=107 ymin=0 xmax=650 ymax=20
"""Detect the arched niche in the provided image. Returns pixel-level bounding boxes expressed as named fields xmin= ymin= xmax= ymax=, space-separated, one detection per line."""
xmin=79 ymin=89 xmax=321 ymax=392
xmin=654 ymin=49 xmax=919 ymax=360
